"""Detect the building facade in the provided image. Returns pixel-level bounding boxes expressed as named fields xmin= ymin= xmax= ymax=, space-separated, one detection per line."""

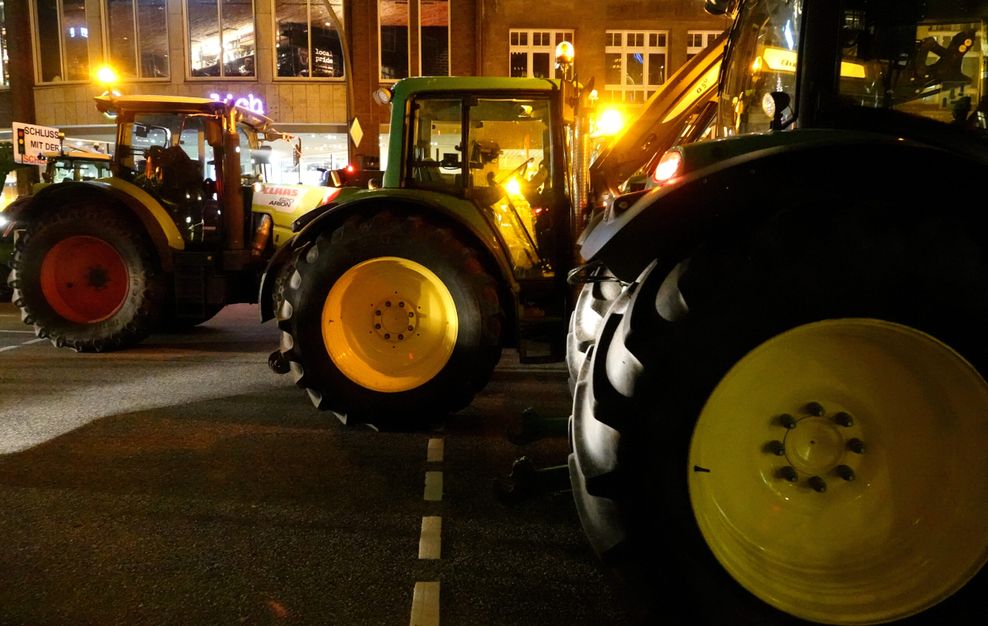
xmin=0 ymin=1 xmax=726 ymax=180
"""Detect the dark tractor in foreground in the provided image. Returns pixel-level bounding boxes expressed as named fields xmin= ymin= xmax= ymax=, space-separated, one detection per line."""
xmin=568 ymin=0 xmax=988 ymax=624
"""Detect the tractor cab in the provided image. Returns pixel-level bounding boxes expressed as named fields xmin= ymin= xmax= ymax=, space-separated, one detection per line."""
xmin=716 ymin=0 xmax=988 ymax=140
xmin=96 ymin=95 xmax=285 ymax=247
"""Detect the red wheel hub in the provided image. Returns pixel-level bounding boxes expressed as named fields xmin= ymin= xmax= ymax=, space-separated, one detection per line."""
xmin=40 ymin=235 xmax=129 ymax=323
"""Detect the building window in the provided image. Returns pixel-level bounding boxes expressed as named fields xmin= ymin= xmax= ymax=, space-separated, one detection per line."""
xmin=34 ymin=0 xmax=91 ymax=83
xmin=275 ymin=0 xmax=344 ymax=78
xmin=420 ymin=0 xmax=448 ymax=76
xmin=380 ymin=0 xmax=409 ymax=81
xmin=186 ymin=0 xmax=256 ymax=78
xmin=687 ymin=30 xmax=722 ymax=59
xmin=605 ymin=30 xmax=668 ymax=103
xmin=509 ymin=29 xmax=574 ymax=79
xmin=0 ymin=2 xmax=9 ymax=87
xmin=105 ymin=0 xmax=169 ymax=79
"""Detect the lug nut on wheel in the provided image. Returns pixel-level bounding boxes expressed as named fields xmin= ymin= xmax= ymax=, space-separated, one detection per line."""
xmin=765 ymin=440 xmax=785 ymax=456
xmin=805 ymin=401 xmax=825 ymax=416
xmin=808 ymin=476 xmax=827 ymax=492
xmin=778 ymin=466 xmax=798 ymax=482
xmin=836 ymin=465 xmax=855 ymax=481
xmin=834 ymin=411 xmax=854 ymax=427
xmin=848 ymin=438 xmax=866 ymax=454
xmin=779 ymin=413 xmax=797 ymax=429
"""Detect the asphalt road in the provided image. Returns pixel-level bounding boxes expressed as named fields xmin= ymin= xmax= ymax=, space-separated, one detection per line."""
xmin=0 ymin=302 xmax=640 ymax=626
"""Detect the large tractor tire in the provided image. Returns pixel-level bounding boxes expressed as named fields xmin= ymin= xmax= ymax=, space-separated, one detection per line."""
xmin=0 ymin=261 xmax=11 ymax=301
xmin=277 ymin=210 xmax=503 ymax=426
xmin=570 ymin=203 xmax=988 ymax=625
xmin=10 ymin=204 xmax=165 ymax=352
xmin=565 ymin=264 xmax=624 ymax=394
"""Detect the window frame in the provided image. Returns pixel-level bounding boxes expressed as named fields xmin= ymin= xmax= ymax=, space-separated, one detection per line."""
xmin=183 ymin=0 xmax=258 ymax=81
xmin=102 ymin=0 xmax=170 ymax=81
xmin=508 ymin=28 xmax=575 ymax=79
xmin=379 ymin=0 xmax=410 ymax=82
xmin=272 ymin=0 xmax=346 ymax=81
xmin=418 ymin=0 xmax=450 ymax=77
xmin=604 ymin=29 xmax=669 ymax=103
xmin=0 ymin=2 xmax=9 ymax=88
xmin=31 ymin=0 xmax=93 ymax=85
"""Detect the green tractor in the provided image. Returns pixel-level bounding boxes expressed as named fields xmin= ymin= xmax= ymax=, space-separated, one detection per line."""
xmin=569 ymin=0 xmax=988 ymax=623
xmin=262 ymin=37 xmax=727 ymax=426
xmin=4 ymin=95 xmax=343 ymax=350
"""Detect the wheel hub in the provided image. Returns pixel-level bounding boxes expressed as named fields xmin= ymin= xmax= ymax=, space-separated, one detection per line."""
xmin=322 ymin=256 xmax=458 ymax=393
xmin=768 ymin=404 xmax=865 ymax=492
xmin=40 ymin=235 xmax=129 ymax=324
xmin=87 ymin=265 xmax=111 ymax=290
xmin=372 ymin=297 xmax=417 ymax=343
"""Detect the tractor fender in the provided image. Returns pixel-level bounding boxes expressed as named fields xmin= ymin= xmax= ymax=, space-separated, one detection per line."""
xmin=581 ymin=134 xmax=987 ymax=282
xmin=259 ymin=190 xmax=519 ymax=323
xmin=15 ymin=179 xmax=184 ymax=272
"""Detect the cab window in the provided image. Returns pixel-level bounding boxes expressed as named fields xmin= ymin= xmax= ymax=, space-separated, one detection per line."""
xmin=407 ymin=98 xmax=463 ymax=194
xmin=838 ymin=0 xmax=988 ymax=130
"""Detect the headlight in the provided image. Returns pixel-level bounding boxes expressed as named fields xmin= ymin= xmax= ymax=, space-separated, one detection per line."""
xmin=652 ymin=149 xmax=684 ymax=185
xmin=0 ymin=214 xmax=9 ymax=229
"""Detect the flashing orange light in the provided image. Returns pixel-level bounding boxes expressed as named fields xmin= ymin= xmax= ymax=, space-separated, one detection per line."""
xmin=95 ymin=65 xmax=119 ymax=86
xmin=595 ymin=107 xmax=625 ymax=137
xmin=652 ymin=150 xmax=683 ymax=185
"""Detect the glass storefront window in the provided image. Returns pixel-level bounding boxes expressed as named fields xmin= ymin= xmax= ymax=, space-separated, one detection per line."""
xmin=35 ymin=0 xmax=90 ymax=83
xmin=275 ymin=0 xmax=344 ymax=78
xmin=0 ymin=3 xmax=9 ymax=87
xmin=379 ymin=0 xmax=409 ymax=80
xmin=420 ymin=0 xmax=448 ymax=76
xmin=106 ymin=0 xmax=169 ymax=79
xmin=187 ymin=0 xmax=256 ymax=78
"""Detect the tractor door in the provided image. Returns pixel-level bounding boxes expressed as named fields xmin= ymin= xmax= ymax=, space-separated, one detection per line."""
xmin=117 ymin=112 xmax=222 ymax=246
xmin=406 ymin=94 xmax=562 ymax=280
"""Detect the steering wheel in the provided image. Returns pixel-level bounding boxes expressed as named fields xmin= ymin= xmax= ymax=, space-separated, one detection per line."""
xmin=491 ymin=158 xmax=535 ymax=186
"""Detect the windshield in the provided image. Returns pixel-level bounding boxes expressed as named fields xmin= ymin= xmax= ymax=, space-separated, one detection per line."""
xmin=720 ymin=0 xmax=988 ymax=135
xmin=718 ymin=0 xmax=803 ymax=136
xmin=839 ymin=0 xmax=988 ymax=129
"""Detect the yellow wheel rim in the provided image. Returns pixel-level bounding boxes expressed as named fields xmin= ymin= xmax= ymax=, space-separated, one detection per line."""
xmin=322 ymin=256 xmax=458 ymax=393
xmin=688 ymin=319 xmax=988 ymax=624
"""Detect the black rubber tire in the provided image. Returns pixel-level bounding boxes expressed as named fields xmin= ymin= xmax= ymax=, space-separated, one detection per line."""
xmin=565 ymin=265 xmax=624 ymax=393
xmin=570 ymin=202 xmax=988 ymax=625
xmin=277 ymin=210 xmax=503 ymax=426
xmin=0 ymin=261 xmax=11 ymax=302
xmin=10 ymin=204 xmax=166 ymax=352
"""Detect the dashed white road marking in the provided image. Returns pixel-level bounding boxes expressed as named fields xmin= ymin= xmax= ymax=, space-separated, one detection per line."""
xmin=423 ymin=471 xmax=443 ymax=502
xmin=427 ymin=438 xmax=444 ymax=463
xmin=418 ymin=516 xmax=442 ymax=560
xmin=411 ymin=439 xmax=444 ymax=625
xmin=0 ymin=338 xmax=45 ymax=352
xmin=409 ymin=581 xmax=440 ymax=626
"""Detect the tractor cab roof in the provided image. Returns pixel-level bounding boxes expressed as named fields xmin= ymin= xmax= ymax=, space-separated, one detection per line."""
xmin=389 ymin=76 xmax=564 ymax=102
xmin=94 ymin=94 xmax=277 ymax=133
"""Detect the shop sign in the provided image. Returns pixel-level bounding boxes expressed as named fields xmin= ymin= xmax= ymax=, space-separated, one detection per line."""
xmin=209 ymin=92 xmax=266 ymax=115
